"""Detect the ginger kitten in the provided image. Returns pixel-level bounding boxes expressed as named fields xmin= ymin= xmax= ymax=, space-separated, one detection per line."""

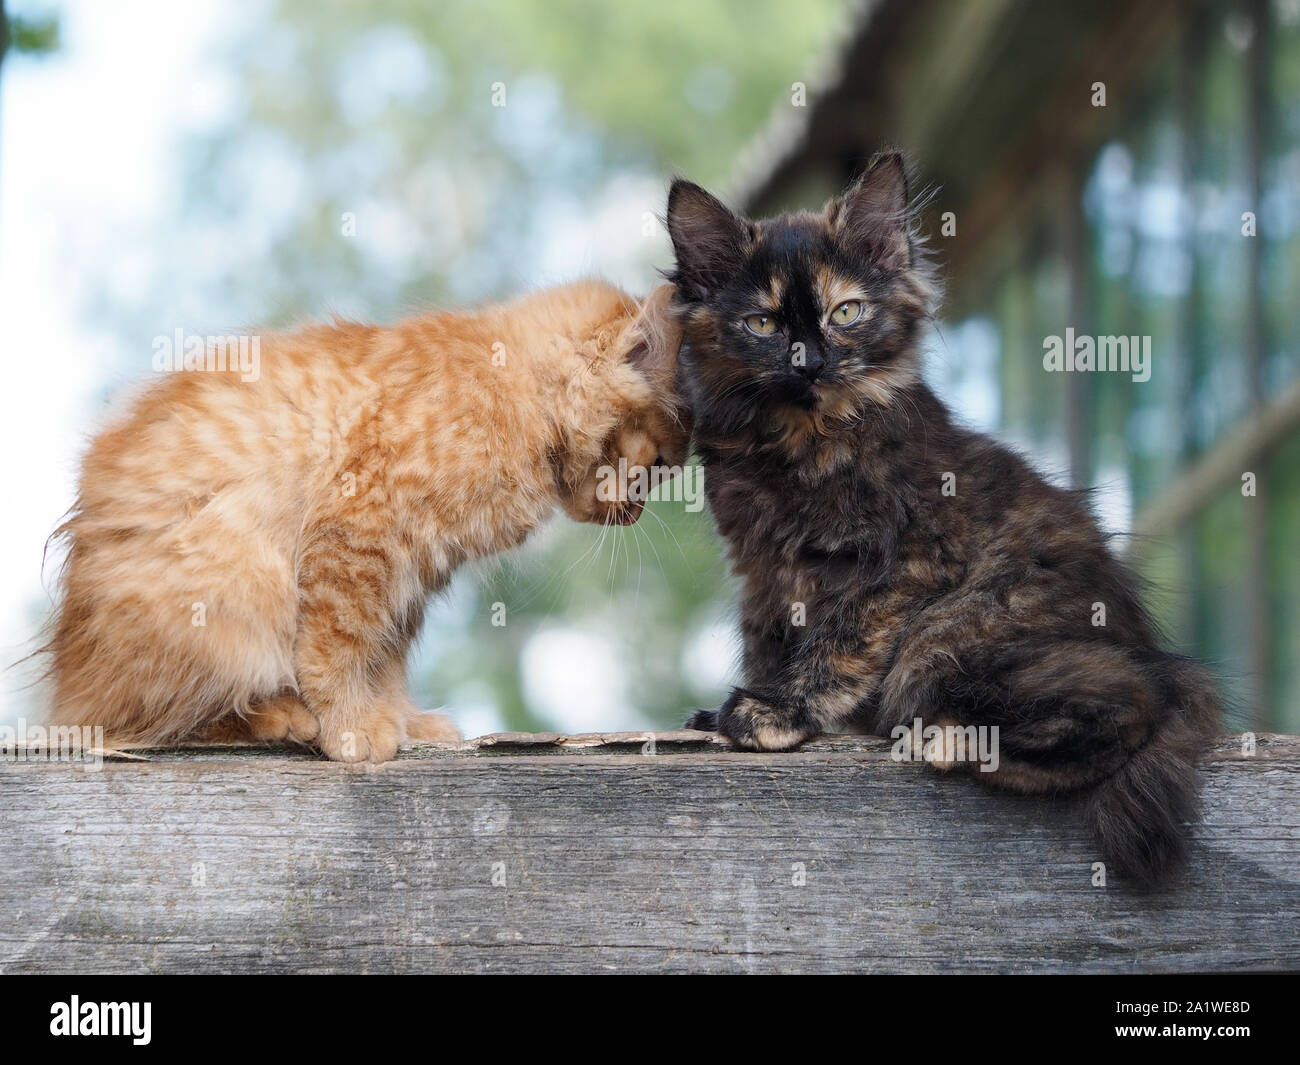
xmin=44 ymin=281 xmax=689 ymax=763
xmin=666 ymin=153 xmax=1220 ymax=884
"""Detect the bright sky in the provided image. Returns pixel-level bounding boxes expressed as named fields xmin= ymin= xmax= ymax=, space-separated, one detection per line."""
xmin=0 ymin=0 xmax=237 ymax=724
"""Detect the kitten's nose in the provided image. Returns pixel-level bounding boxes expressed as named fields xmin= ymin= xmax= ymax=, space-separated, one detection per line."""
xmin=615 ymin=501 xmax=644 ymax=525
xmin=793 ymin=345 xmax=825 ymax=381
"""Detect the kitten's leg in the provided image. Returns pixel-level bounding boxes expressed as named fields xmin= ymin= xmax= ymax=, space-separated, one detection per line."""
xmin=712 ymin=688 xmax=821 ymax=750
xmin=974 ymin=643 xmax=1159 ymax=792
xmin=687 ymin=590 xmax=901 ymax=749
xmin=876 ymin=589 xmax=1006 ymax=729
xmin=882 ymin=625 xmax=1157 ymax=788
xmin=711 ymin=678 xmax=864 ymax=751
xmin=292 ymin=526 xmax=412 ymax=763
xmin=707 ymin=636 xmax=895 ymax=751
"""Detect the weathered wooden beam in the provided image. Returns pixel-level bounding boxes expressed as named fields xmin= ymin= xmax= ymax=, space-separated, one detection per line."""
xmin=1 ymin=731 xmax=1296 ymax=974
xmin=1130 ymin=376 xmax=1300 ymax=547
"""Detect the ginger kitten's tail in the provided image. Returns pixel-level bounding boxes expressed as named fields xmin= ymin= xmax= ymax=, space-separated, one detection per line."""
xmin=1084 ymin=656 xmax=1221 ymax=886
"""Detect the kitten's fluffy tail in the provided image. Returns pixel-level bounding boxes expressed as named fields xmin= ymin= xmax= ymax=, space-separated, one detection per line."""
xmin=1085 ymin=656 xmax=1221 ymax=886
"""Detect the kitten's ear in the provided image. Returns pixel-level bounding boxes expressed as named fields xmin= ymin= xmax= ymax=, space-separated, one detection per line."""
xmin=626 ymin=283 xmax=683 ymax=376
xmin=666 ymin=179 xmax=748 ymax=299
xmin=831 ymin=151 xmax=911 ymax=272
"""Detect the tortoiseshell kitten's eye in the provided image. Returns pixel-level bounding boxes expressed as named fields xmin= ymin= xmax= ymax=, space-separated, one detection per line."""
xmin=743 ymin=313 xmax=779 ymax=336
xmin=830 ymin=300 xmax=862 ymax=326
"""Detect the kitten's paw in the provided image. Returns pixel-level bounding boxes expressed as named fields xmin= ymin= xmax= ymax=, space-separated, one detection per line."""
xmin=683 ymin=708 xmax=719 ymax=731
xmin=246 ymin=694 xmax=321 ymax=745
xmin=717 ymin=690 xmax=818 ymax=751
xmin=404 ymin=708 xmax=462 ymax=744
xmin=203 ymin=694 xmax=320 ymax=746
xmin=911 ymin=714 xmax=964 ymax=771
xmin=315 ymin=703 xmax=403 ymax=764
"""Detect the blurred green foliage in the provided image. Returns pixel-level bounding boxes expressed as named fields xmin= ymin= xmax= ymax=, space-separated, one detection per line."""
xmin=0 ymin=4 xmax=60 ymax=61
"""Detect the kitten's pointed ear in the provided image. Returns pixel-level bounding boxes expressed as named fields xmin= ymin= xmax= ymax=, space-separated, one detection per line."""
xmin=831 ymin=151 xmax=911 ymax=272
xmin=666 ymin=179 xmax=748 ymax=299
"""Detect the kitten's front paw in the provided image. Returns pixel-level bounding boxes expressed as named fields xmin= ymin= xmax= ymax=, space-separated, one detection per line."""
xmin=315 ymin=702 xmax=403 ymax=763
xmin=683 ymin=708 xmax=719 ymax=731
xmin=717 ymin=689 xmax=817 ymax=751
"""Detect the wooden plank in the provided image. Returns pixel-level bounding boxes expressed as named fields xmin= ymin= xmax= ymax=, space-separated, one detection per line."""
xmin=1 ymin=732 xmax=1296 ymax=974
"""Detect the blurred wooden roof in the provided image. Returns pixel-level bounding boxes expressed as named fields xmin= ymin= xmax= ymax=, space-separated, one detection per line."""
xmin=731 ymin=0 xmax=1182 ymax=313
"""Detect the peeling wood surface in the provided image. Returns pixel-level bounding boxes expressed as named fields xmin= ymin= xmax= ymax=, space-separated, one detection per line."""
xmin=1 ymin=732 xmax=1297 ymax=974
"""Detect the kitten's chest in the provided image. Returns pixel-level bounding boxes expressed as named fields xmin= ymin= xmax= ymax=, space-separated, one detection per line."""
xmin=706 ymin=450 xmax=863 ymax=559
xmin=702 ymin=435 xmax=959 ymax=600
xmin=392 ymin=447 xmax=553 ymax=584
xmin=422 ymin=480 xmax=549 ymax=562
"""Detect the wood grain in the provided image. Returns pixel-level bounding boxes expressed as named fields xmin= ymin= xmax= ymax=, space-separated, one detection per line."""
xmin=1 ymin=732 xmax=1296 ymax=973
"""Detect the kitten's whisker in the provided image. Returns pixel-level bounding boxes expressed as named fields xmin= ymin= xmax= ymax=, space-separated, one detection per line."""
xmin=621 ymin=518 xmax=633 ymax=597
xmin=553 ymin=525 xmax=608 ymax=586
xmin=640 ymin=504 xmax=680 ymax=576
xmin=523 ymin=524 xmax=605 ymax=608
xmin=604 ymin=512 xmax=619 ymax=591
xmin=639 ymin=506 xmax=668 ymax=573
xmin=631 ymin=519 xmax=645 ymax=605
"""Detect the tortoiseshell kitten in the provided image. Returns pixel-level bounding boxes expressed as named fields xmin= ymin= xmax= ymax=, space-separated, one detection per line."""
xmin=666 ymin=152 xmax=1220 ymax=884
